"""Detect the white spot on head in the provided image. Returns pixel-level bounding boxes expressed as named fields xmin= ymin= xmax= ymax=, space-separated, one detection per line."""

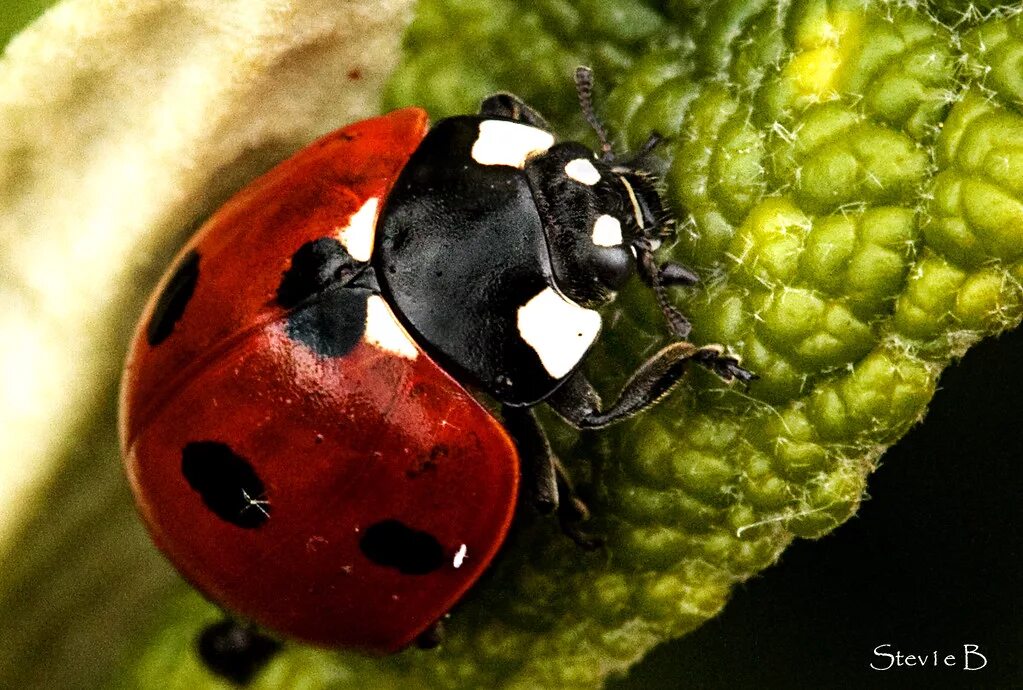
xmin=453 ymin=543 xmax=468 ymax=568
xmin=564 ymin=158 xmax=600 ymax=185
xmin=337 ymin=197 xmax=379 ymax=262
xmin=471 ymin=120 xmax=554 ymax=168
xmin=591 ymin=214 xmax=623 ymax=247
xmin=517 ymin=287 xmax=601 ymax=379
xmin=364 ymin=295 xmax=418 ymax=359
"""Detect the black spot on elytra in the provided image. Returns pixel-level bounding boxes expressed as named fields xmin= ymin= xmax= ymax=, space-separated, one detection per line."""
xmin=359 ymin=519 xmax=445 ymax=575
xmin=277 ymin=238 xmax=359 ymax=308
xmin=285 ymin=285 xmax=369 ymax=357
xmin=147 ymin=250 xmax=200 ymax=346
xmin=197 ymin=620 xmax=281 ymax=685
xmin=182 ymin=441 xmax=270 ymax=528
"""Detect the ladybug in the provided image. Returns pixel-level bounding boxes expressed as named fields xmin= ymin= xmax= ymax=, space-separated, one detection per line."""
xmin=119 ymin=68 xmax=750 ymax=666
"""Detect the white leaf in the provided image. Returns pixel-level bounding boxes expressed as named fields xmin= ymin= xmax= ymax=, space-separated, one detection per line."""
xmin=0 ymin=0 xmax=413 ymax=551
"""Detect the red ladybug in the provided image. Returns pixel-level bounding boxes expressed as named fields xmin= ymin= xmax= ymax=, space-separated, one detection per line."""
xmin=120 ymin=68 xmax=749 ymax=668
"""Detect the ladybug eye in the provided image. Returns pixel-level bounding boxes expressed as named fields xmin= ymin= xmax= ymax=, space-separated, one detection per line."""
xmin=590 ymin=247 xmax=634 ymax=292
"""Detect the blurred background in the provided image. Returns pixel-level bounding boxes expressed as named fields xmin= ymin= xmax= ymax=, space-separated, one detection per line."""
xmin=614 ymin=324 xmax=1023 ymax=689
xmin=2 ymin=3 xmax=1020 ymax=689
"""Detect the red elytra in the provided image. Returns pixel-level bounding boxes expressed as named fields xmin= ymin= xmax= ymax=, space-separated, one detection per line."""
xmin=120 ymin=108 xmax=520 ymax=652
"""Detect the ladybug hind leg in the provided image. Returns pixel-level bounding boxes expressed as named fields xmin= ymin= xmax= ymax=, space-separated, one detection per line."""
xmin=197 ymin=618 xmax=281 ymax=685
xmin=502 ymin=406 xmax=602 ymax=550
xmin=414 ymin=618 xmax=446 ymax=650
xmin=552 ymin=456 xmax=602 ymax=550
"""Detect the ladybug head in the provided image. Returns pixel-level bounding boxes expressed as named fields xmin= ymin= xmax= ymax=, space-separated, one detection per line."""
xmin=527 ymin=68 xmax=693 ymax=337
xmin=572 ymin=66 xmax=677 ymax=254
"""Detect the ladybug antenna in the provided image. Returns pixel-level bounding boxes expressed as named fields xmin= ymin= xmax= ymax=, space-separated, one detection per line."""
xmin=637 ymin=131 xmax=664 ymax=157
xmin=575 ymin=66 xmax=614 ymax=163
xmin=620 ymin=131 xmax=665 ymax=169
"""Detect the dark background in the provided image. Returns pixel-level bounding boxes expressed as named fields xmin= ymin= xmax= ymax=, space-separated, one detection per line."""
xmin=614 ymin=327 xmax=1023 ymax=689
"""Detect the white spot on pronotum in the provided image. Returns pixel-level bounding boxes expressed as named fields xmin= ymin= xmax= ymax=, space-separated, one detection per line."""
xmin=564 ymin=158 xmax=600 ymax=185
xmin=471 ymin=120 xmax=554 ymax=168
xmin=517 ymin=287 xmax=601 ymax=379
xmin=591 ymin=214 xmax=623 ymax=247
xmin=364 ymin=295 xmax=418 ymax=359
xmin=453 ymin=543 xmax=468 ymax=568
xmin=337 ymin=197 xmax=379 ymax=262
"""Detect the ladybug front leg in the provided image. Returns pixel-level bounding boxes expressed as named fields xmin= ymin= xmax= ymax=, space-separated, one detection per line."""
xmin=502 ymin=406 xmax=601 ymax=549
xmin=479 ymin=93 xmax=552 ymax=130
xmin=547 ymin=342 xmax=753 ymax=430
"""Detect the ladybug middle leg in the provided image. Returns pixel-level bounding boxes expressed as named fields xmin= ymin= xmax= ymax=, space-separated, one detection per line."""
xmin=547 ymin=342 xmax=753 ymax=430
xmin=502 ymin=406 xmax=601 ymax=549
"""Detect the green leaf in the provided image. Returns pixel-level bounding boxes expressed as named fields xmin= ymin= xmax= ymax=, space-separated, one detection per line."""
xmin=3 ymin=1 xmax=1023 ymax=689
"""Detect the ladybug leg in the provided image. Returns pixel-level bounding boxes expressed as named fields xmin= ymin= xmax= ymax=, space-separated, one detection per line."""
xmin=553 ymin=457 xmax=603 ymax=550
xmin=502 ymin=406 xmax=602 ymax=549
xmin=502 ymin=405 xmax=558 ymax=513
xmin=479 ymin=93 xmax=552 ymax=130
xmin=197 ymin=618 xmax=281 ymax=685
xmin=414 ymin=618 xmax=446 ymax=649
xmin=633 ymin=240 xmax=702 ymax=340
xmin=547 ymin=342 xmax=754 ymax=429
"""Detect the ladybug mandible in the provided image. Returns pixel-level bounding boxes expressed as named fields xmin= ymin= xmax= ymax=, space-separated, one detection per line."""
xmin=119 ymin=67 xmax=750 ymax=660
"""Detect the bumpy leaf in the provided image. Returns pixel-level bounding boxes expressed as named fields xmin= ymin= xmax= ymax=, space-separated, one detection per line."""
xmin=4 ymin=1 xmax=1022 ymax=689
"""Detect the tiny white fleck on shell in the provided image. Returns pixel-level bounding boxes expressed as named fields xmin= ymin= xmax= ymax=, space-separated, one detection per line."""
xmin=564 ymin=158 xmax=600 ymax=185
xmin=517 ymin=287 xmax=601 ymax=379
xmin=364 ymin=295 xmax=418 ymax=359
xmin=471 ymin=120 xmax=555 ymax=168
xmin=453 ymin=543 xmax=468 ymax=568
xmin=336 ymin=197 xmax=379 ymax=262
xmin=591 ymin=214 xmax=623 ymax=247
